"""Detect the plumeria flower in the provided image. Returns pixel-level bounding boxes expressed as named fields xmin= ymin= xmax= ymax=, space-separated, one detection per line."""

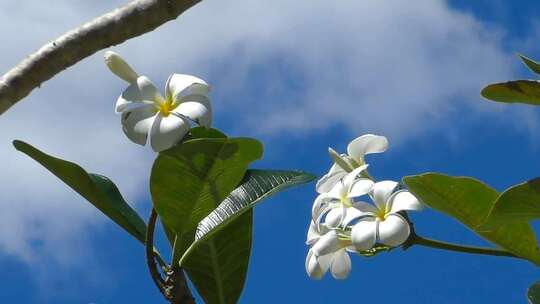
xmin=316 ymin=134 xmax=388 ymax=193
xmin=105 ymin=51 xmax=212 ymax=152
xmin=346 ymin=181 xmax=423 ymax=251
xmin=305 ymin=222 xmax=352 ymax=280
xmin=312 ymin=165 xmax=374 ymax=228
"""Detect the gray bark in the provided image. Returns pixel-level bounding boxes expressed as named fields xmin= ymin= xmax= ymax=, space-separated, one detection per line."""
xmin=0 ymin=0 xmax=200 ymax=115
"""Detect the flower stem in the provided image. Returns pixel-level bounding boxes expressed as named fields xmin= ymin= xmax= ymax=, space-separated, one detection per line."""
xmin=408 ymin=234 xmax=519 ymax=259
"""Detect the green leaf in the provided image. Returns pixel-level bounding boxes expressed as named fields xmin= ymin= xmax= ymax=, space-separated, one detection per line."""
xmin=403 ymin=173 xmax=540 ymax=265
xmin=13 ymin=140 xmax=147 ymax=243
xmin=189 ymin=127 xmax=227 ymax=139
xmin=150 ymin=137 xmax=263 ymax=263
xmin=183 ymin=211 xmax=252 ymax=304
xmin=160 ymin=127 xmax=228 ymax=247
xmin=179 ymin=169 xmax=314 ymax=304
xmin=520 ymin=54 xmax=540 ymax=75
xmin=190 ymin=169 xmax=315 ymax=239
xmin=481 ymin=177 xmax=540 ymax=229
xmin=529 ymin=281 xmax=540 ymax=304
xmin=481 ymin=80 xmax=540 ymax=105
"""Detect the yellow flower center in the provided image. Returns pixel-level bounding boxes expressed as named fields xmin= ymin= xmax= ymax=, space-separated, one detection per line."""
xmin=159 ymin=101 xmax=173 ymax=116
xmin=340 ymin=195 xmax=353 ymax=208
xmin=157 ymin=96 xmax=179 ymax=117
xmin=376 ymin=206 xmax=389 ymax=221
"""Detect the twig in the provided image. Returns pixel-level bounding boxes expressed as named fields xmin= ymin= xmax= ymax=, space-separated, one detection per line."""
xmin=406 ymin=234 xmax=519 ymax=259
xmin=146 ymin=208 xmax=168 ymax=296
xmin=146 ymin=208 xmax=195 ymax=303
xmin=0 ymin=0 xmax=200 ymax=115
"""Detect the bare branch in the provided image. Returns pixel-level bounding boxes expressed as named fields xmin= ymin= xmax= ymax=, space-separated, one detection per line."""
xmin=0 ymin=0 xmax=200 ymax=115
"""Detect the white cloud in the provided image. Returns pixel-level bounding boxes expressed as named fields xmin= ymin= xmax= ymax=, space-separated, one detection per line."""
xmin=0 ymin=0 xmax=530 ymax=271
xmin=122 ymin=0 xmax=518 ymax=141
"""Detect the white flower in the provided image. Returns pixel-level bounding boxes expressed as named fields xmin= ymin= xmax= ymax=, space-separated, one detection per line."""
xmin=105 ymin=51 xmax=212 ymax=152
xmin=312 ymin=166 xmax=374 ymax=228
xmin=347 ymin=181 xmax=423 ymax=251
xmin=305 ymin=222 xmax=352 ymax=280
xmin=316 ymin=134 xmax=388 ymax=193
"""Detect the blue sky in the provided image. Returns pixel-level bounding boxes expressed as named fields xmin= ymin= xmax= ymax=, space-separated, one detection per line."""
xmin=1 ymin=0 xmax=540 ymax=303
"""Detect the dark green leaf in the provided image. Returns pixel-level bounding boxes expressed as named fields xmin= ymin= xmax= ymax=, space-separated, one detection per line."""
xmin=520 ymin=54 xmax=540 ymax=75
xmin=182 ymin=211 xmax=252 ymax=304
xmin=13 ymin=140 xmax=147 ymax=243
xmin=192 ymin=169 xmax=315 ymax=239
xmin=482 ymin=177 xmax=540 ymax=229
xmin=150 ymin=137 xmax=263 ymax=263
xmin=179 ymin=169 xmax=314 ymax=304
xmin=481 ymin=80 xmax=540 ymax=105
xmin=161 ymin=127 xmax=228 ymax=247
xmin=178 ymin=170 xmax=313 ymax=304
xmin=529 ymin=281 xmax=540 ymax=304
xmin=403 ymin=173 xmax=540 ymax=265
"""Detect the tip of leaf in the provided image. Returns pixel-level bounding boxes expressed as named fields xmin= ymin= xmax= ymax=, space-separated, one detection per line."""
xmin=480 ymin=83 xmax=514 ymax=103
xmin=12 ymin=139 xmax=26 ymax=151
xmin=480 ymin=85 xmax=494 ymax=100
xmin=517 ymin=53 xmax=540 ymax=76
xmin=299 ymin=171 xmax=318 ymax=182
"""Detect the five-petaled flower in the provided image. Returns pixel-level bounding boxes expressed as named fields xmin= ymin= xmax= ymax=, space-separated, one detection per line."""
xmin=105 ymin=51 xmax=212 ymax=152
xmin=347 ymin=181 xmax=423 ymax=251
xmin=316 ymin=134 xmax=388 ymax=193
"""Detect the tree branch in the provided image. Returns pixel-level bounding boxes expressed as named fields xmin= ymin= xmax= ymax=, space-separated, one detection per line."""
xmin=0 ymin=0 xmax=200 ymax=115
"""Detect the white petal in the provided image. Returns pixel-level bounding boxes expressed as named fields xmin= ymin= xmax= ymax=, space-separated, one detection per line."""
xmin=348 ymin=178 xmax=374 ymax=198
xmin=351 ymin=218 xmax=377 ymax=251
xmin=352 ymin=201 xmax=379 ymax=214
xmin=104 ymin=51 xmax=139 ymax=84
xmin=330 ymin=249 xmax=352 ymax=280
xmin=347 ymin=134 xmax=388 ymax=162
xmin=306 ymin=221 xmax=321 ymax=245
xmin=342 ymin=164 xmax=369 ymax=188
xmin=149 ymin=114 xmax=190 ymax=152
xmin=389 ymin=190 xmax=424 ymax=213
xmin=325 ymin=207 xmax=346 ymax=228
xmin=305 ymin=250 xmax=321 ymax=279
xmin=378 ymin=214 xmax=410 ymax=247
xmin=316 ymin=164 xmax=347 ymax=194
xmin=312 ymin=194 xmax=334 ymax=223
xmin=342 ymin=204 xmax=376 ymax=227
xmin=371 ymin=180 xmax=398 ymax=210
xmin=312 ymin=230 xmax=339 ymax=256
xmin=173 ymin=95 xmax=212 ymax=127
xmin=306 ymin=249 xmax=331 ymax=280
xmin=121 ymin=104 xmax=157 ymax=145
xmin=166 ymin=73 xmax=210 ymax=101
xmin=327 ymin=180 xmax=347 ymax=200
xmin=137 ymin=76 xmax=165 ymax=104
xmin=116 ymin=83 xmax=155 ymax=113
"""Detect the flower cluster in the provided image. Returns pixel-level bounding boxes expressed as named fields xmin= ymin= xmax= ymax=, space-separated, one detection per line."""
xmin=306 ymin=135 xmax=423 ymax=280
xmin=104 ymin=51 xmax=212 ymax=152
